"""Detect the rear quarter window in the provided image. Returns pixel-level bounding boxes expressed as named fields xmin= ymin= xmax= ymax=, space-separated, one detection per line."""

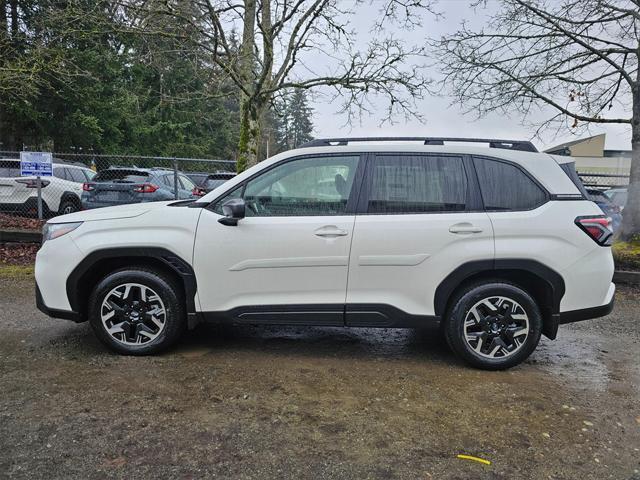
xmin=474 ymin=157 xmax=547 ymax=211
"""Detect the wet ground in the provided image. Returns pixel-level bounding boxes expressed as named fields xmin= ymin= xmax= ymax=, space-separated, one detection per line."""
xmin=0 ymin=273 xmax=639 ymax=479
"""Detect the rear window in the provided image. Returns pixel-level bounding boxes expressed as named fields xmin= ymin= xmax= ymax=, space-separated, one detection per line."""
xmin=587 ymin=190 xmax=610 ymax=203
xmin=204 ymin=178 xmax=228 ymax=190
xmin=0 ymin=160 xmax=20 ymax=177
xmin=93 ymin=170 xmax=149 ymax=183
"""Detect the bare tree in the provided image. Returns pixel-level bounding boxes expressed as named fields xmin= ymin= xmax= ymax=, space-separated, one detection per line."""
xmin=433 ymin=0 xmax=640 ymax=240
xmin=120 ymin=0 xmax=434 ymax=171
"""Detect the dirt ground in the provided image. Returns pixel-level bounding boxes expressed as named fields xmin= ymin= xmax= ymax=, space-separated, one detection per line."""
xmin=0 ymin=271 xmax=639 ymax=480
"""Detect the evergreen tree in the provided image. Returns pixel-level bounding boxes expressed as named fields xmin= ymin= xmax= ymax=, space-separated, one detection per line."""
xmin=274 ymin=88 xmax=314 ymax=153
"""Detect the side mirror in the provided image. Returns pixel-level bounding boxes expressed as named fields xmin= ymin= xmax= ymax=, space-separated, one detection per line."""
xmin=218 ymin=198 xmax=245 ymax=226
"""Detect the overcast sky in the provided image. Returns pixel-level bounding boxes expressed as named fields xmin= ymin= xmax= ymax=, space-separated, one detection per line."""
xmin=308 ymin=0 xmax=632 ymax=152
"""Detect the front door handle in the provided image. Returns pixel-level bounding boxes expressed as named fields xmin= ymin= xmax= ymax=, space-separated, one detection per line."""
xmin=314 ymin=226 xmax=348 ymax=238
xmin=449 ymin=223 xmax=483 ymax=234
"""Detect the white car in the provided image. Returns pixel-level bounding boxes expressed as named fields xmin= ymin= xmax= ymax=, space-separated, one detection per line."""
xmin=0 ymin=159 xmax=95 ymax=216
xmin=35 ymin=138 xmax=615 ymax=369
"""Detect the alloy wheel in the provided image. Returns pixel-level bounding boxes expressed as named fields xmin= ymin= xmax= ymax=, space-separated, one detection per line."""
xmin=100 ymin=283 xmax=167 ymax=345
xmin=463 ymin=296 xmax=529 ymax=359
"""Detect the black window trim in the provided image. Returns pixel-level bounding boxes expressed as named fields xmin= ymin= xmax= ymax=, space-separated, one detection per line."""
xmin=205 ymin=152 xmax=367 ymax=217
xmin=472 ymin=154 xmax=550 ymax=212
xmin=356 ymin=152 xmax=484 ymax=215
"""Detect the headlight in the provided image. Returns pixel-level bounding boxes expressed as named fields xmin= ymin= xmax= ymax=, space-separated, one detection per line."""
xmin=42 ymin=222 xmax=83 ymax=243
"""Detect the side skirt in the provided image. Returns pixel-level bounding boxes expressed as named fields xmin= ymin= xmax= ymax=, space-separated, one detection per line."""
xmin=199 ymin=304 xmax=440 ymax=329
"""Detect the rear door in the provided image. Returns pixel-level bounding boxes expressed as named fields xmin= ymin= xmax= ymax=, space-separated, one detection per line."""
xmin=345 ymin=153 xmax=494 ymax=323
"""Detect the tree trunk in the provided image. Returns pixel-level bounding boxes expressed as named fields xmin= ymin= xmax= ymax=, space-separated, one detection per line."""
xmin=236 ymin=0 xmax=257 ymax=173
xmin=237 ymin=98 xmax=262 ymax=172
xmin=619 ymin=83 xmax=640 ymax=242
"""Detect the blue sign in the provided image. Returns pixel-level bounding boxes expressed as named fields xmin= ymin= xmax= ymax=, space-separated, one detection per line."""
xmin=20 ymin=152 xmax=53 ymax=177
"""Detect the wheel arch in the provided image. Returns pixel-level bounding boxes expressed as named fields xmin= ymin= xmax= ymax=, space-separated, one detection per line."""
xmin=434 ymin=259 xmax=565 ymax=340
xmin=67 ymin=248 xmax=198 ymax=326
xmin=57 ymin=191 xmax=81 ymax=214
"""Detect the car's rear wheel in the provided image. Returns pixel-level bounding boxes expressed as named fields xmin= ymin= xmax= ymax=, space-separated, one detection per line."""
xmin=88 ymin=268 xmax=186 ymax=355
xmin=58 ymin=199 xmax=79 ymax=215
xmin=444 ymin=281 xmax=542 ymax=370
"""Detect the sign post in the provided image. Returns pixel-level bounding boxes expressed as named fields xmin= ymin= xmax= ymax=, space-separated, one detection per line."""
xmin=20 ymin=152 xmax=53 ymax=220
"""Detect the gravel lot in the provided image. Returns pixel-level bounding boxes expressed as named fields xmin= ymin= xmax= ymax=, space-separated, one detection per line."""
xmin=0 ymin=271 xmax=639 ymax=479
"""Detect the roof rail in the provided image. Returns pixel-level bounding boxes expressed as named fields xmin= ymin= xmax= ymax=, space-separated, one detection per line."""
xmin=299 ymin=137 xmax=538 ymax=152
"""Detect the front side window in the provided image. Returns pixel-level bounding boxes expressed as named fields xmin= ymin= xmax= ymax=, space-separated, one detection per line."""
xmin=474 ymin=157 xmax=547 ymax=211
xmin=367 ymin=155 xmax=468 ymax=214
xmin=213 ymin=155 xmax=360 ymax=216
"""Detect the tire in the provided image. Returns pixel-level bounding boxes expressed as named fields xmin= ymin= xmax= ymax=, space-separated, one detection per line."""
xmin=88 ymin=267 xmax=186 ymax=355
xmin=58 ymin=198 xmax=79 ymax=216
xmin=443 ymin=281 xmax=542 ymax=370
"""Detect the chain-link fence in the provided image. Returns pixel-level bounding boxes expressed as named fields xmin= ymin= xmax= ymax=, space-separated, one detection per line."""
xmin=0 ymin=151 xmax=236 ymax=221
xmin=577 ymin=170 xmax=630 ymax=190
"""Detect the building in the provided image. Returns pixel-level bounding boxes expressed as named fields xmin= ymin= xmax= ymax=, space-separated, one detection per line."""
xmin=545 ymin=134 xmax=631 ymax=175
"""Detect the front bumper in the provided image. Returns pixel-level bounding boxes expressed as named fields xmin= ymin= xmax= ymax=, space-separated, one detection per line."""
xmin=35 ymin=283 xmax=82 ymax=322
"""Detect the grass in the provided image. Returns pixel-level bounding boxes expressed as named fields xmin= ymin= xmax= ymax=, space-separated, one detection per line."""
xmin=613 ymin=237 xmax=640 ymax=272
xmin=0 ymin=263 xmax=35 ymax=278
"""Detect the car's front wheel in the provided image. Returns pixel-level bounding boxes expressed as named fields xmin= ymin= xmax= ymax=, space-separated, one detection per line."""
xmin=443 ymin=281 xmax=542 ymax=370
xmin=88 ymin=268 xmax=186 ymax=355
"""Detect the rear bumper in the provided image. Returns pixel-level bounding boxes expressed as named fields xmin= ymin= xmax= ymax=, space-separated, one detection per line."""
xmin=35 ymin=283 xmax=83 ymax=322
xmin=0 ymin=197 xmax=44 ymax=214
xmin=558 ymin=294 xmax=615 ymax=324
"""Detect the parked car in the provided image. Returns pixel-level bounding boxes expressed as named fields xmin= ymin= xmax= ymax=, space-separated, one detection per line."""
xmin=604 ymin=187 xmax=627 ymax=211
xmin=0 ymin=158 xmax=95 ymax=216
xmin=586 ymin=188 xmax=622 ymax=232
xmin=192 ymin=172 xmax=236 ymax=197
xmin=36 ymin=137 xmax=615 ymax=370
xmin=184 ymin=172 xmax=209 ymax=188
xmin=81 ymin=167 xmax=197 ymax=209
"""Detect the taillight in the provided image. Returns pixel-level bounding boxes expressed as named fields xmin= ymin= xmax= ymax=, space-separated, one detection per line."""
xmin=575 ymin=215 xmax=613 ymax=246
xmin=16 ymin=179 xmax=50 ymax=188
xmin=192 ymin=187 xmax=206 ymax=197
xmin=133 ymin=183 xmax=159 ymax=193
xmin=82 ymin=183 xmax=95 ymax=191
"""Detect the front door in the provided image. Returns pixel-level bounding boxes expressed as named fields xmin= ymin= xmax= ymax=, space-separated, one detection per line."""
xmin=193 ymin=154 xmax=363 ymax=325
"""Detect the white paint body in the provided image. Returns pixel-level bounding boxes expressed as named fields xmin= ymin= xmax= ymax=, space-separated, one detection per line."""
xmin=0 ymin=162 xmax=92 ymax=213
xmin=36 ymin=143 xmax=615 ymax=318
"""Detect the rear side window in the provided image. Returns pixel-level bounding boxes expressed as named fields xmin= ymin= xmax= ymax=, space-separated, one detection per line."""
xmin=474 ymin=158 xmax=547 ymax=211
xmin=53 ymin=166 xmax=69 ymax=180
xmin=179 ymin=175 xmax=196 ymax=190
xmin=93 ymin=170 xmax=149 ymax=183
xmin=68 ymin=168 xmax=87 ymax=183
xmin=367 ymin=155 xmax=468 ymax=214
xmin=559 ymin=162 xmax=588 ymax=198
xmin=0 ymin=161 xmax=20 ymax=177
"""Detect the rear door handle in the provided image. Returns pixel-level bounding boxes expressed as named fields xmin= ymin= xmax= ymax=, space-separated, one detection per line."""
xmin=314 ymin=226 xmax=348 ymax=238
xmin=449 ymin=223 xmax=483 ymax=234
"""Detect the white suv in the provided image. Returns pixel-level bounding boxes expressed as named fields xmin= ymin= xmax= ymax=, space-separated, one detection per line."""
xmin=0 ymin=159 xmax=95 ymax=216
xmin=35 ymin=138 xmax=615 ymax=369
